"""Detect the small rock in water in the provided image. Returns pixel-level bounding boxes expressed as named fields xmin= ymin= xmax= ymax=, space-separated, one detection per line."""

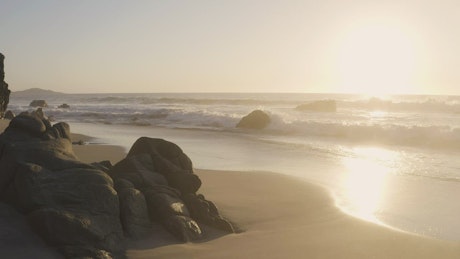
xmin=29 ymin=99 xmax=48 ymax=108
xmin=236 ymin=110 xmax=271 ymax=129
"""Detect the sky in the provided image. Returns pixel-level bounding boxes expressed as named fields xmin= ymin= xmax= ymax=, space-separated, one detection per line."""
xmin=1 ymin=0 xmax=459 ymax=94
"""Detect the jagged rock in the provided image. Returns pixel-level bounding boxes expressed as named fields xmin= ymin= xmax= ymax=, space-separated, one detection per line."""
xmin=296 ymin=100 xmax=337 ymax=112
xmin=110 ymin=154 xmax=168 ymax=189
xmin=91 ymin=160 xmax=113 ymax=173
xmin=58 ymin=103 xmax=70 ymax=109
xmin=0 ymin=106 xmax=238 ymax=256
xmin=125 ymin=138 xmax=200 ymax=194
xmin=0 ymin=112 xmax=123 ymax=257
xmin=115 ymin=179 xmax=151 ymax=239
xmin=183 ymin=193 xmax=235 ymax=233
xmin=4 ymin=110 xmax=14 ymax=119
xmin=236 ymin=110 xmax=271 ymax=129
xmin=29 ymin=99 xmax=48 ymax=107
xmin=0 ymin=53 xmax=11 ymax=119
xmin=109 ymin=137 xmax=235 ymax=242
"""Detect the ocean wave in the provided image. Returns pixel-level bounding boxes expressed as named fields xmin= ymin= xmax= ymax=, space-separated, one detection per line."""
xmin=40 ymin=107 xmax=460 ymax=149
xmin=70 ymin=95 xmax=460 ymax=114
xmin=8 ymin=93 xmax=460 ymax=150
xmin=339 ymin=97 xmax=460 ymax=113
xmin=268 ymin=116 xmax=460 ymax=149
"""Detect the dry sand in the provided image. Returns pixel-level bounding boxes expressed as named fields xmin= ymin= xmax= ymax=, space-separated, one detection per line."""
xmin=1 ymin=119 xmax=460 ymax=258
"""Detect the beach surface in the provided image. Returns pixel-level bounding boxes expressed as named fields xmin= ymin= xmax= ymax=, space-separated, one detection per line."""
xmin=1 ymin=119 xmax=460 ymax=258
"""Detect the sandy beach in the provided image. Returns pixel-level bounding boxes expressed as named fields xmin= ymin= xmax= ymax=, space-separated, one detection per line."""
xmin=1 ymin=119 xmax=460 ymax=258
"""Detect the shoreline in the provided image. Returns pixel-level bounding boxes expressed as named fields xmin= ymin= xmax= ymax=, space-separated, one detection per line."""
xmin=1 ymin=119 xmax=460 ymax=258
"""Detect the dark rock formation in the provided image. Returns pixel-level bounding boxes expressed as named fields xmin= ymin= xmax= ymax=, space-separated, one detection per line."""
xmin=109 ymin=137 xmax=235 ymax=241
xmin=0 ymin=111 xmax=123 ymax=257
xmin=29 ymin=99 xmax=48 ymax=107
xmin=4 ymin=110 xmax=14 ymax=120
xmin=236 ymin=110 xmax=271 ymax=129
xmin=296 ymin=100 xmax=337 ymax=112
xmin=0 ymin=53 xmax=11 ymax=119
xmin=58 ymin=103 xmax=70 ymax=109
xmin=0 ymin=111 xmax=236 ymax=257
xmin=115 ymin=179 xmax=152 ymax=239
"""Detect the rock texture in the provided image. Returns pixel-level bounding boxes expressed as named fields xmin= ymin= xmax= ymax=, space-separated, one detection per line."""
xmin=109 ymin=137 xmax=235 ymax=241
xmin=4 ymin=110 xmax=14 ymax=120
xmin=296 ymin=100 xmax=337 ymax=112
xmin=0 ymin=111 xmax=123 ymax=258
xmin=236 ymin=110 xmax=271 ymax=129
xmin=0 ymin=53 xmax=11 ymax=119
xmin=0 ymin=111 xmax=236 ymax=257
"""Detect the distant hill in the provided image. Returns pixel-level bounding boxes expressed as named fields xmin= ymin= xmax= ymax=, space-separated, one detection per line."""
xmin=11 ymin=88 xmax=67 ymax=97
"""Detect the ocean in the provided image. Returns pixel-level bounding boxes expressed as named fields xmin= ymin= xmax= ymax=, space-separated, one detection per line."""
xmin=9 ymin=92 xmax=460 ymax=241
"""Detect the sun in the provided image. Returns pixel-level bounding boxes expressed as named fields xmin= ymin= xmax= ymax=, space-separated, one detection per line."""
xmin=335 ymin=21 xmax=418 ymax=96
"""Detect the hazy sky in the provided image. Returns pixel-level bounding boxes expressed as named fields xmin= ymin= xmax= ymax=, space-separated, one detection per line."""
xmin=1 ymin=0 xmax=459 ymax=94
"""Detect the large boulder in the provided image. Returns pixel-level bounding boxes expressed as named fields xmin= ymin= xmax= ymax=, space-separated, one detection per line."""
xmin=296 ymin=100 xmax=337 ymax=112
xmin=29 ymin=99 xmax=48 ymax=107
xmin=236 ymin=110 xmax=271 ymax=129
xmin=0 ymin=53 xmax=11 ymax=119
xmin=109 ymin=137 xmax=235 ymax=241
xmin=0 ymin=112 xmax=123 ymax=257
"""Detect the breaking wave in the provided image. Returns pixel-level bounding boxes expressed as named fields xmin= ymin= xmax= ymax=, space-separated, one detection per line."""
xmin=8 ymin=92 xmax=460 ymax=150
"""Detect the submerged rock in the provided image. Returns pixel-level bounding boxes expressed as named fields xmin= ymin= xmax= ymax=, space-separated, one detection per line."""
xmin=29 ymin=99 xmax=48 ymax=107
xmin=236 ymin=110 xmax=271 ymax=129
xmin=296 ymin=100 xmax=337 ymax=112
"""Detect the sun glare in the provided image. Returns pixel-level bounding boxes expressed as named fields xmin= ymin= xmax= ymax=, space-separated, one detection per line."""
xmin=339 ymin=147 xmax=398 ymax=223
xmin=335 ymin=21 xmax=418 ymax=95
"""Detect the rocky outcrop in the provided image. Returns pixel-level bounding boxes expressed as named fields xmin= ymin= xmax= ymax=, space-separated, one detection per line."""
xmin=236 ymin=110 xmax=271 ymax=129
xmin=0 ymin=111 xmax=236 ymax=257
xmin=0 ymin=53 xmax=11 ymax=119
xmin=4 ymin=110 xmax=14 ymax=120
xmin=58 ymin=103 xmax=70 ymax=109
xmin=29 ymin=99 xmax=48 ymax=107
xmin=0 ymin=111 xmax=123 ymax=258
xmin=109 ymin=137 xmax=235 ymax=241
xmin=114 ymin=179 xmax=152 ymax=239
xmin=296 ymin=100 xmax=337 ymax=112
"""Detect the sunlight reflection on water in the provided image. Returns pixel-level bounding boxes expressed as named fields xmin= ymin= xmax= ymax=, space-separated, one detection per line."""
xmin=339 ymin=146 xmax=399 ymax=223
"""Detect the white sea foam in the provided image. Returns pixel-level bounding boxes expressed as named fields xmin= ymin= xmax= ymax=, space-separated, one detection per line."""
xmin=9 ymin=93 xmax=460 ymax=150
